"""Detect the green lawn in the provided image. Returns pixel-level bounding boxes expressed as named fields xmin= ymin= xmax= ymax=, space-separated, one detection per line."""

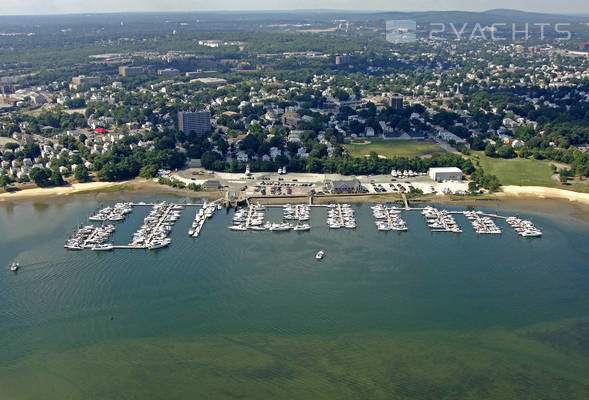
xmin=471 ymin=152 xmax=589 ymax=192
xmin=471 ymin=152 xmax=558 ymax=187
xmin=344 ymin=139 xmax=446 ymax=159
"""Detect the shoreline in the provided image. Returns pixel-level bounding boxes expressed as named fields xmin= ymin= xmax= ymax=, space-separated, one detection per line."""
xmin=2 ymin=180 xmax=588 ymax=223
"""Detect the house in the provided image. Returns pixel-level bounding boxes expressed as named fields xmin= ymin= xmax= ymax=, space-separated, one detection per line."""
xmin=281 ymin=111 xmax=300 ymax=127
xmin=328 ymin=178 xmax=361 ymax=193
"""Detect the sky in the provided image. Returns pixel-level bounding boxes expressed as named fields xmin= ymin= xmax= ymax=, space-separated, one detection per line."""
xmin=1 ymin=0 xmax=589 ymax=15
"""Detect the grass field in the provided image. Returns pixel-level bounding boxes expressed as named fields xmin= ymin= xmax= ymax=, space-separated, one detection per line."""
xmin=344 ymin=139 xmax=446 ymax=159
xmin=471 ymin=152 xmax=589 ymax=192
xmin=471 ymin=152 xmax=558 ymax=187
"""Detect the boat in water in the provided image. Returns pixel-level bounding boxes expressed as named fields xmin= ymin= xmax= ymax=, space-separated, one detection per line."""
xmin=91 ymin=244 xmax=114 ymax=251
xmin=293 ymin=224 xmax=311 ymax=231
xmin=9 ymin=262 xmax=19 ymax=272
xmin=315 ymin=250 xmax=325 ymax=260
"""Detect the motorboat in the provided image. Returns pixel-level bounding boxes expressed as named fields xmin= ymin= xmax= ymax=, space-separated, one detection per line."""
xmin=315 ymin=250 xmax=325 ymax=260
xmin=91 ymin=244 xmax=114 ymax=251
xmin=293 ymin=224 xmax=311 ymax=231
xmin=10 ymin=262 xmax=19 ymax=272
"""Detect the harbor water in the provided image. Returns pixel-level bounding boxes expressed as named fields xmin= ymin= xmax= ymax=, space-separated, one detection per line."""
xmin=1 ymin=196 xmax=589 ymax=399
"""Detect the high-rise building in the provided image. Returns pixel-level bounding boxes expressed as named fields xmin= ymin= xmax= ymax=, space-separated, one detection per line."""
xmin=178 ymin=111 xmax=211 ymax=136
xmin=70 ymin=76 xmax=100 ymax=90
xmin=119 ymin=66 xmax=145 ymax=77
xmin=389 ymin=94 xmax=403 ymax=110
xmin=335 ymin=55 xmax=351 ymax=65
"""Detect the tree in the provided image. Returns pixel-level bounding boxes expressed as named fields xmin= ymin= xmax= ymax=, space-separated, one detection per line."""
xmin=468 ymin=181 xmax=478 ymax=193
xmin=29 ymin=167 xmax=52 ymax=187
xmin=74 ymin=164 xmax=89 ymax=182
xmin=0 ymin=174 xmax=11 ymax=189
xmin=4 ymin=142 xmax=19 ymax=151
xmin=139 ymin=164 xmax=159 ymax=178
xmin=51 ymin=169 xmax=65 ymax=186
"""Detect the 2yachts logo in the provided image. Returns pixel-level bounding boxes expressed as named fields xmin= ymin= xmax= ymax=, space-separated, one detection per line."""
xmin=385 ymin=20 xmax=572 ymax=43
xmin=385 ymin=20 xmax=417 ymax=43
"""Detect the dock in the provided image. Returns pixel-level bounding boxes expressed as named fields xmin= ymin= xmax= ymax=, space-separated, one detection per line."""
xmin=65 ymin=201 xmax=543 ymax=252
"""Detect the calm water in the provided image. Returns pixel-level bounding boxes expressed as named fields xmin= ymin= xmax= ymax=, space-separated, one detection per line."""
xmin=1 ymin=196 xmax=589 ymax=399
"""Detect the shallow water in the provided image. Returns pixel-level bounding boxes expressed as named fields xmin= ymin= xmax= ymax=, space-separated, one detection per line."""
xmin=1 ymin=197 xmax=588 ymax=399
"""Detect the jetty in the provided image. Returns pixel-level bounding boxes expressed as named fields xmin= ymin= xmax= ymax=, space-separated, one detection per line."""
xmin=65 ymin=201 xmax=544 ymax=252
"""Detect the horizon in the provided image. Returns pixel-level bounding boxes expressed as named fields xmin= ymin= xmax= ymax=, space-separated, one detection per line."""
xmin=2 ymin=0 xmax=589 ymax=17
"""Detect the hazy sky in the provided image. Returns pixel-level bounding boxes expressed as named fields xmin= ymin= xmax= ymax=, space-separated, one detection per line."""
xmin=1 ymin=0 xmax=589 ymax=15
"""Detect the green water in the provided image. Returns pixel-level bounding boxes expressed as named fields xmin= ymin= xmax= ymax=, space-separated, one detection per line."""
xmin=1 ymin=196 xmax=588 ymax=399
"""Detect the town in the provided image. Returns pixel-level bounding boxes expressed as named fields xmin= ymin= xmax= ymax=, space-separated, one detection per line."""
xmin=1 ymin=11 xmax=588 ymax=199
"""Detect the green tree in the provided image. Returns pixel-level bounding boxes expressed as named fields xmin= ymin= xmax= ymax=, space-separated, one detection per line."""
xmin=74 ymin=164 xmax=89 ymax=182
xmin=0 ymin=174 xmax=11 ymax=189
xmin=51 ymin=169 xmax=66 ymax=186
xmin=29 ymin=167 xmax=52 ymax=187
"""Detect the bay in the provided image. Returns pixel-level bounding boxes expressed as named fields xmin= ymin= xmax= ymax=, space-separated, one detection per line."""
xmin=1 ymin=196 xmax=588 ymax=399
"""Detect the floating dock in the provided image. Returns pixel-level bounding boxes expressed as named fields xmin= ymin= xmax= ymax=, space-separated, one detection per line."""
xmin=65 ymin=202 xmax=543 ymax=252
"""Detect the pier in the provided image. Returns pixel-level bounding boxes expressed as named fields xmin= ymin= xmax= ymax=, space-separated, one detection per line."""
xmin=65 ymin=201 xmax=543 ymax=252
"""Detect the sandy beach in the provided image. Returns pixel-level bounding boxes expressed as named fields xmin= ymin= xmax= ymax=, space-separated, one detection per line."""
xmin=0 ymin=179 xmax=223 ymax=204
xmin=0 ymin=181 xmax=131 ymax=202
xmin=497 ymin=185 xmax=589 ymax=205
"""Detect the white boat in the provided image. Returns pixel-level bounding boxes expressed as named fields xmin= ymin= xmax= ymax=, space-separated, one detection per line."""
xmin=92 ymin=244 xmax=114 ymax=251
xmin=315 ymin=250 xmax=325 ymax=260
xmin=293 ymin=224 xmax=311 ymax=231
xmin=521 ymin=230 xmax=542 ymax=237
xmin=148 ymin=240 xmax=171 ymax=250
xmin=10 ymin=262 xmax=19 ymax=272
xmin=249 ymin=226 xmax=266 ymax=231
xmin=269 ymin=223 xmax=292 ymax=232
xmin=229 ymin=225 xmax=248 ymax=231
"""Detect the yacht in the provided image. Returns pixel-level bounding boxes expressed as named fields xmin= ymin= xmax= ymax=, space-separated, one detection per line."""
xmin=315 ymin=250 xmax=325 ymax=260
xmin=91 ymin=244 xmax=114 ymax=251
xmin=293 ymin=224 xmax=311 ymax=231
xmin=148 ymin=239 xmax=171 ymax=250
xmin=521 ymin=230 xmax=542 ymax=237
xmin=229 ymin=225 xmax=248 ymax=231
xmin=269 ymin=223 xmax=292 ymax=232
xmin=10 ymin=262 xmax=19 ymax=272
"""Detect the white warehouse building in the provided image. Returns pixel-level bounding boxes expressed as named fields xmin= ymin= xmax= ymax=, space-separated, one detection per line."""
xmin=428 ymin=167 xmax=463 ymax=182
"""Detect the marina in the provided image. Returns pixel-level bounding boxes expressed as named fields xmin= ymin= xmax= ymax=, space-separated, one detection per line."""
xmin=372 ymin=204 xmax=407 ymax=231
xmin=65 ymin=201 xmax=544 ymax=251
xmin=465 ymin=211 xmax=503 ymax=235
xmin=327 ymin=204 xmax=356 ymax=229
xmin=421 ymin=206 xmax=463 ymax=233
xmin=89 ymin=202 xmax=133 ymax=222
xmin=188 ymin=202 xmax=217 ymax=238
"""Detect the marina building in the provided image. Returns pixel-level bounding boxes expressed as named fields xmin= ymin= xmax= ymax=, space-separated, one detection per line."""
xmin=428 ymin=167 xmax=463 ymax=182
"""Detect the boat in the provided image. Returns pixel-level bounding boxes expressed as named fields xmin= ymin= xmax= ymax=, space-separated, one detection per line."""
xmin=249 ymin=226 xmax=266 ymax=231
xmin=148 ymin=239 xmax=171 ymax=250
xmin=269 ymin=223 xmax=292 ymax=232
xmin=315 ymin=250 xmax=325 ymax=260
xmin=10 ymin=262 xmax=19 ymax=272
xmin=293 ymin=224 xmax=311 ymax=231
xmin=91 ymin=244 xmax=114 ymax=251
xmin=229 ymin=225 xmax=248 ymax=231
xmin=521 ymin=230 xmax=542 ymax=237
